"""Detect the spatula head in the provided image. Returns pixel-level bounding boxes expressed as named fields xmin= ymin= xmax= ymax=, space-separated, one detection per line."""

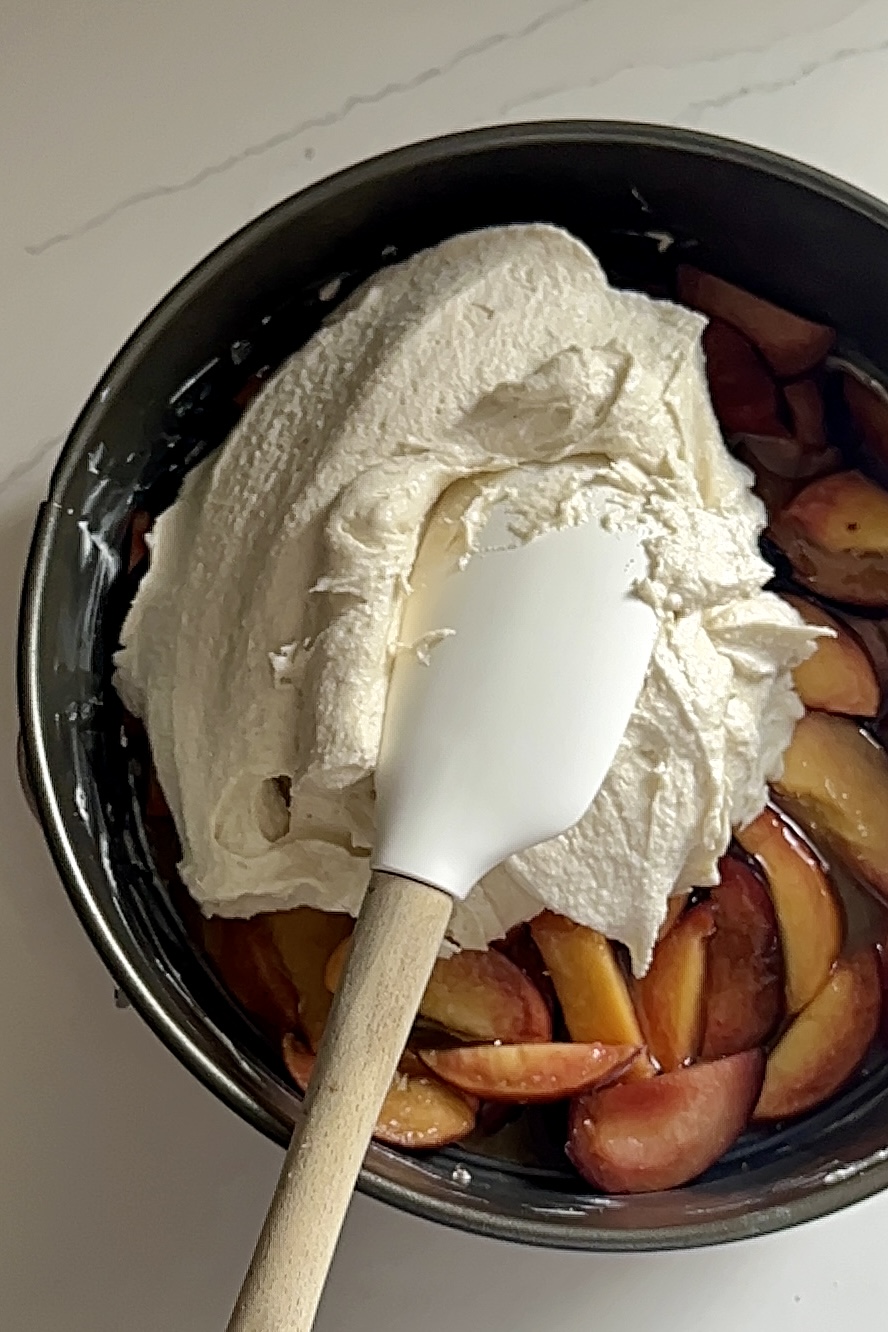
xmin=372 ymin=501 xmax=658 ymax=899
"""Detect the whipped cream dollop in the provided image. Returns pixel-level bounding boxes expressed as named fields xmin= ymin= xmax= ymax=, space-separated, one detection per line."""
xmin=115 ymin=224 xmax=818 ymax=973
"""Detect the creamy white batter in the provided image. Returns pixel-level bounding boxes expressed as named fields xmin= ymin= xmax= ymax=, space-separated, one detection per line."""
xmin=115 ymin=224 xmax=818 ymax=973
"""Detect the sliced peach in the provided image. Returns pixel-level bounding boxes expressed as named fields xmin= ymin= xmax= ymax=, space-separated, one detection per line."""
xmin=325 ymin=938 xmax=552 ymax=1043
xmin=844 ymin=371 xmax=888 ymax=472
xmin=737 ymin=806 xmax=845 ymax=1014
xmin=701 ymin=319 xmax=788 ymax=437
xmin=282 ymin=1035 xmax=475 ymax=1149
xmin=781 ymin=470 xmax=888 ymax=553
xmin=568 ymin=1050 xmax=765 ymax=1193
xmin=733 ymin=434 xmax=842 ymax=515
xmin=770 ymin=471 xmax=888 ymax=606
xmin=773 ymin=712 xmax=888 ymax=902
xmin=678 ymin=265 xmax=835 ymax=376
xmin=267 ymin=907 xmax=353 ymax=1050
xmin=701 ymin=857 xmax=782 ymax=1058
xmin=754 ymin=950 xmax=881 ymax=1120
xmin=529 ymin=912 xmax=653 ymax=1079
xmin=419 ymin=1042 xmax=638 ymax=1103
xmin=631 ymin=902 xmax=715 ymax=1072
xmin=782 ymin=595 xmax=880 ymax=717
xmin=422 ymin=950 xmax=553 ymax=1043
xmin=201 ymin=916 xmax=301 ymax=1036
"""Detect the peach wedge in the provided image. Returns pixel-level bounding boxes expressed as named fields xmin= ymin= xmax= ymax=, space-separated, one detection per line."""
xmin=421 ymin=950 xmax=552 ymax=1042
xmin=267 ymin=907 xmax=353 ymax=1050
xmin=530 ymin=912 xmax=654 ymax=1078
xmin=678 ymin=265 xmax=834 ymax=376
xmin=701 ymin=858 xmax=782 ymax=1059
xmin=631 ymin=902 xmax=715 ymax=1072
xmin=769 ymin=471 xmax=888 ymax=607
xmin=202 ymin=916 xmax=301 ymax=1037
xmin=773 ymin=712 xmax=888 ymax=902
xmin=419 ymin=1042 xmax=638 ymax=1103
xmin=783 ymin=595 xmax=880 ymax=717
xmin=325 ymin=937 xmax=552 ymax=1044
xmin=282 ymin=1036 xmax=475 ymax=1150
xmin=737 ymin=806 xmax=844 ymax=1015
xmin=701 ymin=319 xmax=788 ymax=437
xmin=568 ymin=1050 xmax=765 ymax=1193
xmin=754 ymin=950 xmax=881 ymax=1121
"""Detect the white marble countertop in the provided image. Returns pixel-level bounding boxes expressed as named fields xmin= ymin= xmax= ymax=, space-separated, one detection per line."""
xmin=4 ymin=1 xmax=888 ymax=1327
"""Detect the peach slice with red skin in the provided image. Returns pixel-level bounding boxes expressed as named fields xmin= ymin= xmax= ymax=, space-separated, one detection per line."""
xmin=782 ymin=595 xmax=880 ymax=717
xmin=700 ymin=857 xmax=782 ymax=1059
xmin=678 ymin=265 xmax=835 ymax=376
xmin=568 ymin=1050 xmax=765 ymax=1193
xmin=202 ymin=916 xmax=301 ymax=1037
xmin=631 ymin=902 xmax=715 ymax=1072
xmin=282 ymin=1036 xmax=475 ymax=1149
xmin=419 ymin=1042 xmax=639 ymax=1103
xmin=267 ymin=907 xmax=353 ymax=1050
xmin=421 ymin=949 xmax=552 ymax=1043
xmin=754 ymin=950 xmax=881 ymax=1121
xmin=769 ymin=470 xmax=888 ymax=607
xmin=325 ymin=937 xmax=552 ymax=1043
xmin=773 ymin=712 xmax=888 ymax=902
xmin=530 ymin=912 xmax=655 ymax=1080
xmin=701 ymin=319 xmax=788 ymax=437
xmin=737 ymin=806 xmax=844 ymax=1015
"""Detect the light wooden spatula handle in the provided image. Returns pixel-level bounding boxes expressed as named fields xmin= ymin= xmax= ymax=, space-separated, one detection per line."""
xmin=226 ymin=870 xmax=453 ymax=1332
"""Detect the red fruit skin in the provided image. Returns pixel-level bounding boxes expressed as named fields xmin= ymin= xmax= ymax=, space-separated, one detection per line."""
xmin=567 ymin=1050 xmax=765 ymax=1193
xmin=701 ymin=856 xmax=783 ymax=1059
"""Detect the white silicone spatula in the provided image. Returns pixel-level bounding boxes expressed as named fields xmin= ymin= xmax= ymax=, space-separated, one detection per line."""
xmin=226 ymin=503 xmax=658 ymax=1332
